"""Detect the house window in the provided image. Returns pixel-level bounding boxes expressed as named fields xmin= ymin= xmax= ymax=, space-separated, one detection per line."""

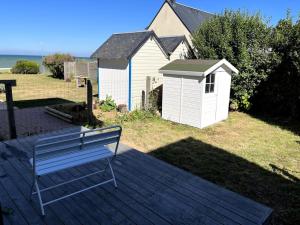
xmin=205 ymin=74 xmax=215 ymax=93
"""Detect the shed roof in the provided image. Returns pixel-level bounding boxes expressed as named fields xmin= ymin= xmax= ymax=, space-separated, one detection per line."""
xmin=159 ymin=59 xmax=239 ymax=76
xmin=148 ymin=1 xmax=214 ymax=33
xmin=91 ymin=31 xmax=168 ymax=60
xmin=159 ymin=36 xmax=186 ymax=54
xmin=160 ymin=59 xmax=219 ymax=72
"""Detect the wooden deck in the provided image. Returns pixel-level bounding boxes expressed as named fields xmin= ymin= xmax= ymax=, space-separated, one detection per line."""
xmin=0 ymin=128 xmax=272 ymax=225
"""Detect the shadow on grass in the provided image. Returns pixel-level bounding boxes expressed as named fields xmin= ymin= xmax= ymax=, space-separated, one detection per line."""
xmin=149 ymin=137 xmax=300 ymax=225
xmin=14 ymin=98 xmax=74 ymax=108
xmin=249 ymin=113 xmax=300 ymax=136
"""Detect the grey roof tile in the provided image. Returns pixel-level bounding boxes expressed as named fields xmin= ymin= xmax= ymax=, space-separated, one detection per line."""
xmin=171 ymin=2 xmax=214 ymax=33
xmin=91 ymin=31 xmax=153 ymax=60
xmin=159 ymin=36 xmax=186 ymax=54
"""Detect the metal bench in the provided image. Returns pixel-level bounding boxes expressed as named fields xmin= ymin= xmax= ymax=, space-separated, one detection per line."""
xmin=29 ymin=126 xmax=122 ymax=216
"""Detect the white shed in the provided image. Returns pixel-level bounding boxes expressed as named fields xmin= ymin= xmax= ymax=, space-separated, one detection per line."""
xmin=159 ymin=59 xmax=239 ymax=128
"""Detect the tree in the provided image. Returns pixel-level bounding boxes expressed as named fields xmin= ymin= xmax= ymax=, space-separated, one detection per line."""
xmin=192 ymin=10 xmax=273 ymax=110
xmin=253 ymin=14 xmax=300 ymax=118
xmin=43 ymin=53 xmax=75 ymax=79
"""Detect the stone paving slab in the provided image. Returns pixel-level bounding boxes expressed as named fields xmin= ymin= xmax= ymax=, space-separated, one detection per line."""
xmin=0 ymin=107 xmax=76 ymax=140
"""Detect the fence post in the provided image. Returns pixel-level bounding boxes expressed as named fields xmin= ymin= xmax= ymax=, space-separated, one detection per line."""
xmin=0 ymin=202 xmax=3 ymax=225
xmin=87 ymin=80 xmax=93 ymax=125
xmin=0 ymin=80 xmax=17 ymax=139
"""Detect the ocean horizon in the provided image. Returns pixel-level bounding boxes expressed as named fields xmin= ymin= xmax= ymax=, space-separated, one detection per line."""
xmin=0 ymin=55 xmax=90 ymax=72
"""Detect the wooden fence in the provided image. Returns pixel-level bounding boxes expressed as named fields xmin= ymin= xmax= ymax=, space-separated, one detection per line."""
xmin=64 ymin=61 xmax=97 ymax=81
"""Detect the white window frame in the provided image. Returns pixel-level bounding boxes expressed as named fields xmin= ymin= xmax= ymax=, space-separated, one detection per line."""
xmin=205 ymin=73 xmax=215 ymax=94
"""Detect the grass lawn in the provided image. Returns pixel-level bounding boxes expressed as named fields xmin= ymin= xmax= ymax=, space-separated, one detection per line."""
xmin=0 ymin=74 xmax=97 ymax=108
xmin=103 ymin=111 xmax=300 ymax=225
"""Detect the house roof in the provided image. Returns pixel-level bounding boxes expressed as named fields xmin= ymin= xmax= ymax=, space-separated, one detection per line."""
xmin=91 ymin=30 xmax=189 ymax=60
xmin=159 ymin=36 xmax=186 ymax=54
xmin=159 ymin=59 xmax=239 ymax=76
xmin=148 ymin=1 xmax=214 ymax=33
xmin=91 ymin=31 xmax=169 ymax=60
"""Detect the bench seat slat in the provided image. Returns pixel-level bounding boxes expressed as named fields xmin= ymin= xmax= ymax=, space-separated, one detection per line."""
xmin=30 ymin=146 xmax=113 ymax=176
xmin=35 ymin=136 xmax=119 ymax=156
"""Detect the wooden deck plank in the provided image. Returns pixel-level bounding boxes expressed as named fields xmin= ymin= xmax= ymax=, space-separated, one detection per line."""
xmin=60 ymin=168 xmax=154 ymax=225
xmin=0 ymin=164 xmax=47 ymax=225
xmin=0 ymin=131 xmax=273 ymax=225
xmin=19 ymin=137 xmax=140 ymax=225
xmin=2 ymin=141 xmax=82 ymax=225
xmin=20 ymin=135 xmax=170 ymax=225
xmin=8 ymin=138 xmax=106 ymax=225
xmin=17 ymin=137 xmax=123 ymax=225
xmin=116 ymin=150 xmax=261 ymax=225
xmin=102 ymin=160 xmax=237 ymax=225
xmin=2 ymin=161 xmax=67 ymax=225
xmin=120 ymin=146 xmax=273 ymax=222
xmin=0 ymin=167 xmax=28 ymax=225
xmin=88 ymin=161 xmax=222 ymax=225
xmin=68 ymin=162 xmax=172 ymax=225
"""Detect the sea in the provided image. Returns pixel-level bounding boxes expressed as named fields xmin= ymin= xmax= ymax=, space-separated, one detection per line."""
xmin=0 ymin=55 xmax=89 ymax=73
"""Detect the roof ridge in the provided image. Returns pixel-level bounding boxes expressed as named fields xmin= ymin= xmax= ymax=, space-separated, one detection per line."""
xmin=174 ymin=2 xmax=214 ymax=15
xmin=112 ymin=30 xmax=151 ymax=35
xmin=158 ymin=35 xmax=185 ymax=38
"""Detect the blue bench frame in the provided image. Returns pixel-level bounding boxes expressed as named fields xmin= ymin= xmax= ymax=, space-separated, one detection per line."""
xmin=29 ymin=126 xmax=122 ymax=216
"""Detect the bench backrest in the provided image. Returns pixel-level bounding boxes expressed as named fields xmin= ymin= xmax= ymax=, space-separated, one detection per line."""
xmin=33 ymin=126 xmax=122 ymax=165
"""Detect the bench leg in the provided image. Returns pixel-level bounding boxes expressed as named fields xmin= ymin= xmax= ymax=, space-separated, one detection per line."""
xmin=35 ymin=180 xmax=45 ymax=216
xmin=107 ymin=159 xmax=117 ymax=188
xmin=29 ymin=180 xmax=34 ymax=201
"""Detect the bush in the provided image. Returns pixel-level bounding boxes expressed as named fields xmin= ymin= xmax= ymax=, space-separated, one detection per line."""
xmin=43 ymin=53 xmax=74 ymax=79
xmin=115 ymin=110 xmax=157 ymax=123
xmin=100 ymin=96 xmax=117 ymax=112
xmin=192 ymin=10 xmax=273 ymax=111
xmin=11 ymin=60 xmax=40 ymax=74
xmin=148 ymin=85 xmax=162 ymax=113
xmin=252 ymin=14 xmax=300 ymax=119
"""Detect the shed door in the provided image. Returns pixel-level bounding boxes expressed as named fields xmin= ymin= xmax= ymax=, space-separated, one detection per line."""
xmin=180 ymin=76 xmax=202 ymax=127
xmin=162 ymin=75 xmax=181 ymax=123
xmin=216 ymin=71 xmax=231 ymax=121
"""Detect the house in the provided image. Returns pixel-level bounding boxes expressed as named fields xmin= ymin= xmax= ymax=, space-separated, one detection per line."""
xmin=160 ymin=59 xmax=238 ymax=128
xmin=91 ymin=31 xmax=189 ymax=110
xmin=91 ymin=0 xmax=213 ymax=110
xmin=147 ymin=0 xmax=213 ymax=45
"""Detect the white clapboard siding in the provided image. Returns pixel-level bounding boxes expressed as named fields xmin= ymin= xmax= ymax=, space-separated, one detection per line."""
xmin=162 ymin=75 xmax=182 ymax=122
xmin=99 ymin=66 xmax=129 ymax=105
xmin=170 ymin=42 xmax=188 ymax=61
xmin=131 ymin=38 xmax=169 ymax=109
xmin=162 ymin=75 xmax=204 ymax=128
xmin=180 ymin=76 xmax=203 ymax=128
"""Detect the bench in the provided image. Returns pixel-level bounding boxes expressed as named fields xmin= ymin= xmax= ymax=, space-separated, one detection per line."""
xmin=29 ymin=126 xmax=122 ymax=216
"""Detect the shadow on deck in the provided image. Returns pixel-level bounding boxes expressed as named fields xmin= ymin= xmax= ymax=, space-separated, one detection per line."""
xmin=0 ymin=128 xmax=272 ymax=225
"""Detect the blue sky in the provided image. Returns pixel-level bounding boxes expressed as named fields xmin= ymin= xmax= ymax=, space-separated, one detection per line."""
xmin=0 ymin=0 xmax=299 ymax=57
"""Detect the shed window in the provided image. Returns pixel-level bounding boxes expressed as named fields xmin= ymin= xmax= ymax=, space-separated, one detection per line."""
xmin=205 ymin=74 xmax=215 ymax=93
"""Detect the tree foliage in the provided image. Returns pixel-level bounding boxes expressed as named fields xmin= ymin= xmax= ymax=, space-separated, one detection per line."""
xmin=253 ymin=14 xmax=300 ymax=118
xmin=192 ymin=10 xmax=273 ymax=110
xmin=11 ymin=60 xmax=40 ymax=74
xmin=43 ymin=53 xmax=74 ymax=79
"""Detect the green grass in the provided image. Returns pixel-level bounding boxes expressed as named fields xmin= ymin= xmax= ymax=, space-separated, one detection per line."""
xmin=0 ymin=74 xmax=98 ymax=108
xmin=102 ymin=111 xmax=300 ymax=225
